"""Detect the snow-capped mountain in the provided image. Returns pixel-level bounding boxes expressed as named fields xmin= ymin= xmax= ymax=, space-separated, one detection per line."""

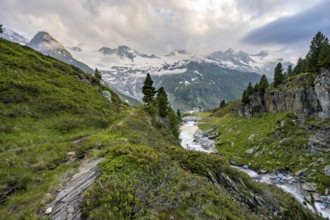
xmin=98 ymin=45 xmax=159 ymax=61
xmin=208 ymin=49 xmax=292 ymax=78
xmin=26 ymin=31 xmax=93 ymax=73
xmin=0 ymin=28 xmax=29 ymax=45
xmin=69 ymin=46 xmax=261 ymax=110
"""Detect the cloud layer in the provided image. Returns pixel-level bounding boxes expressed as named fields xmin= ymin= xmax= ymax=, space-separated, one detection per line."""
xmin=0 ymin=0 xmax=327 ymax=59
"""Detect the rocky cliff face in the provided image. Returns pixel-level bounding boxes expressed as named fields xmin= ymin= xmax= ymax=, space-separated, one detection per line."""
xmin=233 ymin=68 xmax=330 ymax=120
xmin=314 ymin=68 xmax=330 ymax=119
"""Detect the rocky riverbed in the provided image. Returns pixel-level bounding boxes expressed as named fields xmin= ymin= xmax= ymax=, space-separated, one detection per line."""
xmin=233 ymin=165 xmax=330 ymax=218
xmin=180 ymin=116 xmax=217 ymax=153
xmin=179 ymin=116 xmax=330 ymax=218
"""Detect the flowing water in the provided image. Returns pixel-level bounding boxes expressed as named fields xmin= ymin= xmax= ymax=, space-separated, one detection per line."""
xmin=179 ymin=117 xmax=330 ymax=218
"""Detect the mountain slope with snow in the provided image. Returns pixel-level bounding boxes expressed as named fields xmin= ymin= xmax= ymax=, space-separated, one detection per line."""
xmin=69 ymin=46 xmax=262 ymax=110
xmin=0 ymin=28 xmax=29 ymax=45
xmin=26 ymin=31 xmax=93 ymax=73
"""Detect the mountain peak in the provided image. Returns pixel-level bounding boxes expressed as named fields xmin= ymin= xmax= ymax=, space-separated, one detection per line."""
xmin=166 ymin=50 xmax=190 ymax=57
xmin=27 ymin=31 xmax=72 ymax=58
xmin=224 ymin=48 xmax=238 ymax=55
xmin=256 ymin=50 xmax=269 ymax=58
xmin=98 ymin=47 xmax=116 ymax=55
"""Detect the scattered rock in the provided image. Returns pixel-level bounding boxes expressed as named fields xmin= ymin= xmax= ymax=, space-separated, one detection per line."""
xmin=302 ymin=182 xmax=316 ymax=192
xmin=323 ymin=165 xmax=330 ymax=176
xmin=295 ymin=168 xmax=308 ymax=177
xmin=317 ymin=158 xmax=324 ymax=164
xmin=246 ymin=148 xmax=254 ymax=154
xmin=67 ymin=151 xmax=76 ymax=156
xmin=101 ymin=90 xmax=112 ymax=102
xmin=203 ymin=125 xmax=218 ymax=136
xmin=45 ymin=207 xmax=52 ymax=215
xmin=248 ymin=134 xmax=255 ymax=141
xmin=230 ymin=161 xmax=237 ymax=165
xmin=243 ymin=165 xmax=249 ymax=169
xmin=309 ymin=162 xmax=317 ymax=168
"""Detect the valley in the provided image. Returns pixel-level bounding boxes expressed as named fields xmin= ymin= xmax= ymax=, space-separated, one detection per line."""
xmin=1 ymin=4 xmax=330 ymax=218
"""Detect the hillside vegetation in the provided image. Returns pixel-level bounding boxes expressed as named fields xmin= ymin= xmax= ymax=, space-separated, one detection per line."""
xmin=0 ymin=39 xmax=322 ymax=219
xmin=0 ymin=39 xmax=125 ymax=218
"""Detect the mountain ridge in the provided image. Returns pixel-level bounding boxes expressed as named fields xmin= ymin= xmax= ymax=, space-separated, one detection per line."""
xmin=26 ymin=31 xmax=93 ymax=73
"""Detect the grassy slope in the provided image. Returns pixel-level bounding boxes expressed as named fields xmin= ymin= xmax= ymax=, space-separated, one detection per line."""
xmin=201 ymin=105 xmax=330 ymax=193
xmin=0 ymin=39 xmax=125 ymax=219
xmin=0 ymin=39 xmax=321 ymax=219
xmin=83 ymin=108 xmax=319 ymax=219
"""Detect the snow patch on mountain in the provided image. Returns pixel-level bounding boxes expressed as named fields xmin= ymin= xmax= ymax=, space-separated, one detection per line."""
xmin=0 ymin=28 xmax=30 ymax=45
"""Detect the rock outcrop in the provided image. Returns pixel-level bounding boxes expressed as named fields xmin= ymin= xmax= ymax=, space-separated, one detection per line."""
xmin=233 ymin=68 xmax=330 ymax=120
xmin=314 ymin=68 xmax=330 ymax=119
xmin=45 ymin=158 xmax=103 ymax=220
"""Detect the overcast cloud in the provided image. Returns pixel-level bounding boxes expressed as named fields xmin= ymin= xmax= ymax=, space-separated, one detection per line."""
xmin=0 ymin=0 xmax=328 ymax=60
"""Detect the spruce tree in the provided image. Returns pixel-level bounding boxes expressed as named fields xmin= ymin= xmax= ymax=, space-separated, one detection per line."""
xmin=220 ymin=99 xmax=226 ymax=108
xmin=253 ymin=82 xmax=259 ymax=93
xmin=246 ymin=82 xmax=254 ymax=96
xmin=176 ymin=109 xmax=182 ymax=122
xmin=168 ymin=109 xmax=180 ymax=139
xmin=155 ymin=87 xmax=169 ymax=117
xmin=318 ymin=44 xmax=330 ymax=68
xmin=94 ymin=68 xmax=102 ymax=82
xmin=142 ymin=73 xmax=156 ymax=105
xmin=306 ymin=32 xmax=329 ymax=74
xmin=242 ymin=90 xmax=249 ymax=104
xmin=293 ymin=57 xmax=306 ymax=74
xmin=0 ymin=24 xmax=3 ymax=34
xmin=258 ymin=74 xmax=269 ymax=93
xmin=273 ymin=62 xmax=283 ymax=87
xmin=287 ymin=65 xmax=293 ymax=76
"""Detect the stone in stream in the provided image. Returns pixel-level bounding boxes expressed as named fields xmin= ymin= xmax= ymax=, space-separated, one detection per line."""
xmin=312 ymin=193 xmax=322 ymax=202
xmin=258 ymin=170 xmax=268 ymax=174
xmin=302 ymin=182 xmax=316 ymax=192
xmin=194 ymin=129 xmax=203 ymax=140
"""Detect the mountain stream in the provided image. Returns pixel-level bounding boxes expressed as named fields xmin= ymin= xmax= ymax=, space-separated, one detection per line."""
xmin=180 ymin=116 xmax=330 ymax=218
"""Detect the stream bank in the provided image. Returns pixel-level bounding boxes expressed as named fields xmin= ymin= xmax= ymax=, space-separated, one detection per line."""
xmin=180 ymin=116 xmax=330 ymax=218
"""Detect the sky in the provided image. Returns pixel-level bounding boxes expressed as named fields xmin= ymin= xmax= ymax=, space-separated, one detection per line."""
xmin=1 ymin=0 xmax=329 ymax=61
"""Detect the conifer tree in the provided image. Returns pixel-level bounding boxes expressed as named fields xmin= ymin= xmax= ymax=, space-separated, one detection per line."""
xmin=242 ymin=90 xmax=249 ymax=104
xmin=155 ymin=87 xmax=169 ymax=117
xmin=94 ymin=68 xmax=102 ymax=82
xmin=306 ymin=32 xmax=329 ymax=74
xmin=258 ymin=74 xmax=269 ymax=93
xmin=168 ymin=109 xmax=180 ymax=139
xmin=293 ymin=57 xmax=306 ymax=74
xmin=0 ymin=24 xmax=3 ymax=34
xmin=253 ymin=82 xmax=259 ymax=93
xmin=246 ymin=82 xmax=254 ymax=96
xmin=220 ymin=99 xmax=226 ymax=108
xmin=176 ymin=109 xmax=182 ymax=122
xmin=142 ymin=73 xmax=156 ymax=105
xmin=318 ymin=44 xmax=330 ymax=68
xmin=273 ymin=62 xmax=284 ymax=87
xmin=287 ymin=65 xmax=293 ymax=76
